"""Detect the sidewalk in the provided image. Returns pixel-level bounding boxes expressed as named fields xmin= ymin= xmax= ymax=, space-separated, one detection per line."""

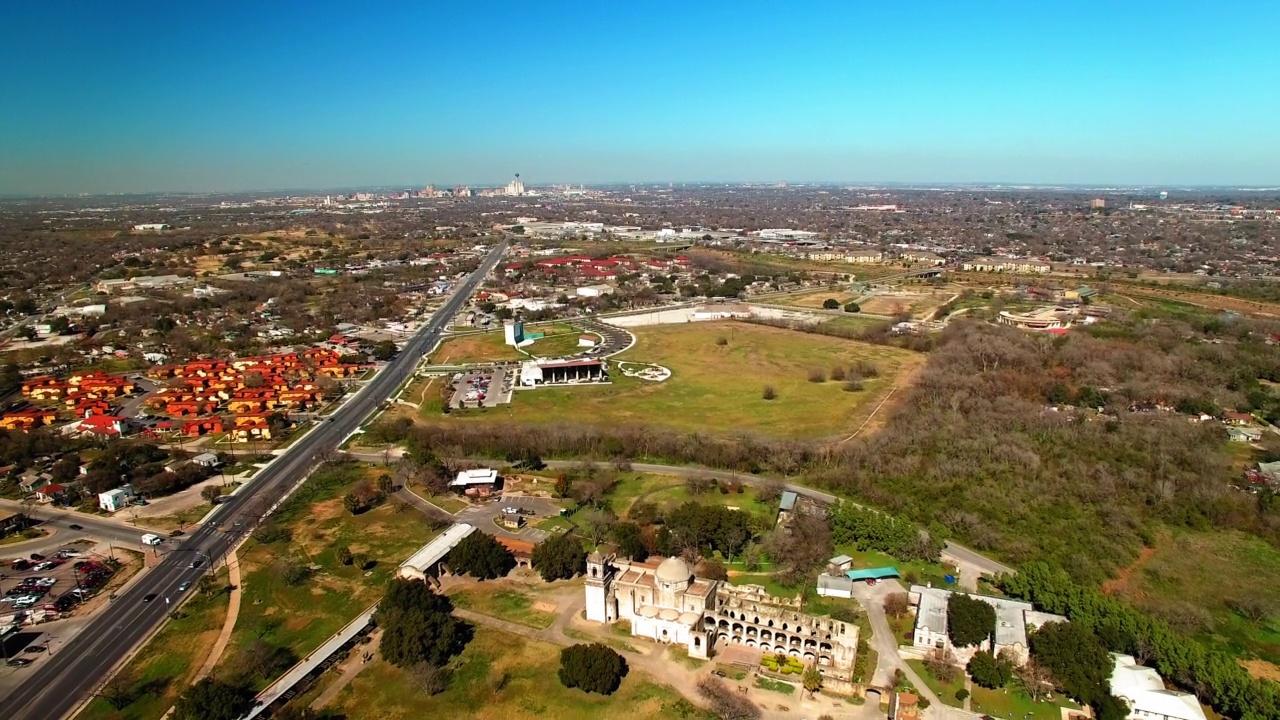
xmin=194 ymin=551 xmax=242 ymax=680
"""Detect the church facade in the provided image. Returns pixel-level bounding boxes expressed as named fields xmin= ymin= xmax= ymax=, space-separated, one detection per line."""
xmin=585 ymin=553 xmax=860 ymax=687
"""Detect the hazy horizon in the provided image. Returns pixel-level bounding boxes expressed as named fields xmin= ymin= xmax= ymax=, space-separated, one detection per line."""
xmin=3 ymin=1 xmax=1278 ymax=195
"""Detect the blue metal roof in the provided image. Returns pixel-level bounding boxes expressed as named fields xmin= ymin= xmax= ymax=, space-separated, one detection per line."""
xmin=779 ymin=490 xmax=798 ymax=511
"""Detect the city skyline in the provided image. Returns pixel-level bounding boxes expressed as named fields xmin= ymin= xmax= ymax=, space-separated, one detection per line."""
xmin=2 ymin=1 xmax=1279 ymax=195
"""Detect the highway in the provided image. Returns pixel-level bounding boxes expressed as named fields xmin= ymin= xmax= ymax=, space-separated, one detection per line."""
xmin=0 ymin=241 xmax=508 ymax=720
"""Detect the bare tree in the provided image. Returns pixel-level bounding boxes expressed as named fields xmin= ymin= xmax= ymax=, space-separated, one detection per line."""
xmin=883 ymin=592 xmax=910 ymax=619
xmin=94 ymin=667 xmax=139 ymax=711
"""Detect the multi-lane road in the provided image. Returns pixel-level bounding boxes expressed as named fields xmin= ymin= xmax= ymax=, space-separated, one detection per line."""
xmin=0 ymin=241 xmax=507 ymax=720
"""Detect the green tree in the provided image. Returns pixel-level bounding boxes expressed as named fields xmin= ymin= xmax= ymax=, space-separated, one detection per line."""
xmin=376 ymin=579 xmax=473 ymax=668
xmin=1029 ymin=621 xmax=1113 ymax=707
xmin=531 ymin=533 xmax=586 ymax=581
xmin=947 ymin=594 xmax=995 ymax=648
xmin=376 ymin=473 xmax=394 ymax=494
xmin=844 ymin=301 xmax=860 ymax=313
xmin=343 ymin=493 xmax=364 ymax=514
xmin=558 ymin=643 xmax=628 ymax=695
xmin=172 ymin=678 xmax=254 ymax=720
xmin=372 ymin=340 xmax=398 ymax=361
xmin=201 ymin=485 xmax=222 ymax=504
xmin=822 ymin=298 xmax=840 ymax=309
xmin=967 ymin=650 xmax=1012 ymax=689
xmin=335 ymin=544 xmax=353 ymax=566
xmin=611 ymin=521 xmax=648 ymax=562
xmin=446 ymin=531 xmax=515 ymax=580
xmin=803 ymin=662 xmax=823 ymax=698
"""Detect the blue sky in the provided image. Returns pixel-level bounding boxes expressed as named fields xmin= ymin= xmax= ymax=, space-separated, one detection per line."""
xmin=2 ymin=1 xmax=1278 ymax=194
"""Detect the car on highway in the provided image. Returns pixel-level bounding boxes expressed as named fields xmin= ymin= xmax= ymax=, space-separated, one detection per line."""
xmin=178 ymin=581 xmax=190 ymax=592
xmin=68 ymin=524 xmax=82 ymax=531
xmin=189 ymin=559 xmax=202 ymax=569
xmin=143 ymin=593 xmax=158 ymax=603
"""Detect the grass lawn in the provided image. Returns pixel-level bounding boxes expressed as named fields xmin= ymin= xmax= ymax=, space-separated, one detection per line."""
xmin=1110 ymin=529 xmax=1280 ymax=666
xmin=728 ymin=573 xmax=803 ymax=601
xmin=448 ymin=588 xmax=556 ymax=630
xmin=410 ymin=488 xmax=466 ymax=514
xmin=215 ymin=461 xmax=447 ymax=690
xmin=77 ymin=568 xmax=231 ymax=720
xmin=446 ymin=322 xmax=921 ymax=439
xmin=906 ymin=659 xmax=965 ymax=708
xmin=524 ymin=323 xmax=590 ymax=359
xmin=969 ymin=685 xmax=1078 ymax=720
xmin=754 ymin=676 xmax=797 ymax=695
xmin=564 ymin=627 xmax=641 ymax=654
xmin=0 ymin=528 xmax=48 ymax=545
xmin=535 ymin=516 xmax=573 ymax=533
xmin=327 ymin=627 xmax=709 ymax=720
xmin=431 ymin=331 xmax=524 ymax=364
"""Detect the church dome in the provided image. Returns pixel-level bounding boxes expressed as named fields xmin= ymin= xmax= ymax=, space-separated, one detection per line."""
xmin=656 ymin=556 xmax=691 ymax=584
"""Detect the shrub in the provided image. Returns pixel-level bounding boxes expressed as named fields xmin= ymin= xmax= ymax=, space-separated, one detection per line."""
xmin=716 ymin=336 xmax=728 ymax=346
xmin=558 ymin=643 xmax=628 ymax=695
xmin=830 ymin=366 xmax=846 ymax=381
xmin=808 ymin=368 xmax=826 ymax=383
xmin=762 ymin=385 xmax=777 ymax=400
xmin=843 ymin=379 xmax=864 ymax=392
xmin=956 ymin=688 xmax=970 ymax=702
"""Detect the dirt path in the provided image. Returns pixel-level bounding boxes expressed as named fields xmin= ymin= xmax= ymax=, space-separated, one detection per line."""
xmin=1101 ymin=545 xmax=1156 ymax=597
xmin=835 ymin=357 xmax=925 ymax=445
xmin=194 ymin=551 xmax=243 ymax=680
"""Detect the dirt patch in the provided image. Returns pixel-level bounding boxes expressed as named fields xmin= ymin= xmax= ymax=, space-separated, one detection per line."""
xmin=532 ymin=601 xmax=558 ymax=614
xmin=1102 ymin=545 xmax=1157 ymax=597
xmin=1240 ymin=659 xmax=1280 ymax=681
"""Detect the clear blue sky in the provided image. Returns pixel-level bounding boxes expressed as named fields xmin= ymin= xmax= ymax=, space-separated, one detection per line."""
xmin=3 ymin=1 xmax=1278 ymax=194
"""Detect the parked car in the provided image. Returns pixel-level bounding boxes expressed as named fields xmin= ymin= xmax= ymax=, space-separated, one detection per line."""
xmin=6 ymin=657 xmax=33 ymax=667
xmin=67 ymin=524 xmax=82 ymax=531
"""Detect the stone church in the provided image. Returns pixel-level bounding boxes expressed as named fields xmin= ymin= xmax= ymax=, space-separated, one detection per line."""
xmin=585 ymin=553 xmax=860 ymax=687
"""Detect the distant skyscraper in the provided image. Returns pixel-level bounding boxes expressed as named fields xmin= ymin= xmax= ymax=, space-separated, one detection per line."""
xmin=1158 ymin=191 xmax=1169 ymax=201
xmin=1090 ymin=198 xmax=1106 ymax=209
xmin=505 ymin=173 xmax=526 ymax=196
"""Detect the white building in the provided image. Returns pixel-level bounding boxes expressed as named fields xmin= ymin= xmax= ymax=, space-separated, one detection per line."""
xmin=505 ymin=174 xmax=526 ymax=196
xmin=586 ymin=554 xmax=860 ymax=686
xmin=575 ymin=284 xmax=615 ymax=298
xmin=132 ymin=223 xmax=170 ymax=232
xmin=98 ymin=485 xmax=134 ymax=512
xmin=1110 ymin=653 xmax=1207 ymax=720
xmin=398 ymin=523 xmax=477 ymax=581
xmin=909 ymin=584 xmax=1066 ymax=665
xmin=451 ymin=468 xmax=498 ymax=490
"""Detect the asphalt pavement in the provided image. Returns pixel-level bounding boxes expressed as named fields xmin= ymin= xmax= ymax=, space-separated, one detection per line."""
xmin=0 ymin=241 xmax=508 ymax=720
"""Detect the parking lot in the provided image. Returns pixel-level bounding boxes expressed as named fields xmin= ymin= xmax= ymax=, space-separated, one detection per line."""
xmin=454 ymin=494 xmax=562 ymax=543
xmin=1 ymin=542 xmax=119 ymax=628
xmin=448 ymin=368 xmax=513 ymax=409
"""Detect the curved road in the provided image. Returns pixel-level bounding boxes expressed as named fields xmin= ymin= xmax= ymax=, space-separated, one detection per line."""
xmin=0 ymin=241 xmax=508 ymax=720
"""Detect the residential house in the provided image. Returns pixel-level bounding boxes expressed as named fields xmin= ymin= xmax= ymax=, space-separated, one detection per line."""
xmin=99 ymin=485 xmax=135 ymax=512
xmin=181 ymin=416 xmax=224 ymax=437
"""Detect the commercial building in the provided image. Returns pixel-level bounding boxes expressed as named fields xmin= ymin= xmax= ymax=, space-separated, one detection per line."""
xmin=961 ymin=257 xmax=1052 ymax=274
xmin=98 ymin=485 xmax=135 ymax=512
xmin=518 ymin=359 xmax=607 ymax=387
xmin=451 ymin=468 xmax=499 ymax=496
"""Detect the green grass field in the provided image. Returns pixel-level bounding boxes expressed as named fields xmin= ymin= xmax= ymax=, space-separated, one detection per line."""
xmin=431 ymin=331 xmax=523 ymax=364
xmin=215 ymin=463 xmax=447 ymax=689
xmin=969 ymin=685 xmax=1078 ymax=720
xmin=326 ymin=627 xmax=708 ymax=720
xmin=1112 ymin=529 xmax=1280 ymax=666
xmin=448 ymin=322 xmax=920 ymax=439
xmin=906 ymin=659 xmax=966 ymax=708
xmin=449 ymin=588 xmax=556 ymax=630
xmin=78 ymin=569 xmax=231 ymax=720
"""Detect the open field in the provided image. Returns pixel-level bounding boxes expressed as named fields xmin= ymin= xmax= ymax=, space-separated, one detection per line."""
xmin=859 ymin=290 xmax=953 ymax=318
xmin=77 ymin=568 xmax=231 ymax=720
xmin=445 ymin=322 xmax=922 ymax=440
xmin=600 ymin=472 xmax=776 ymax=523
xmin=448 ymin=587 xmax=557 ymax=629
xmin=324 ymin=626 xmax=709 ymax=720
xmin=775 ymin=288 xmax=863 ymax=309
xmin=1106 ymin=530 xmax=1280 ymax=667
xmin=431 ymin=331 xmax=524 ymax=364
xmin=214 ymin=462 xmax=447 ymax=688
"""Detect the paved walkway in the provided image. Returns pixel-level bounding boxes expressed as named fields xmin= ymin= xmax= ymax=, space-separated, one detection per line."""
xmin=194 ymin=550 xmax=242 ymax=680
xmin=310 ymin=630 xmax=382 ymax=710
